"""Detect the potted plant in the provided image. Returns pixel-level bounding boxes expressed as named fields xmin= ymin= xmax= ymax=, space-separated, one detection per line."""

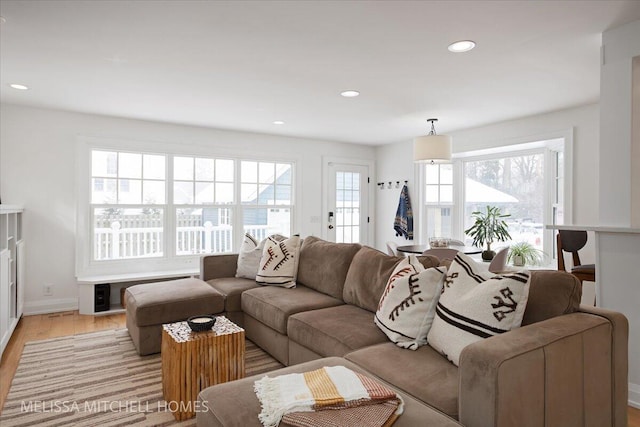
xmin=464 ymin=205 xmax=511 ymax=261
xmin=507 ymin=241 xmax=545 ymax=266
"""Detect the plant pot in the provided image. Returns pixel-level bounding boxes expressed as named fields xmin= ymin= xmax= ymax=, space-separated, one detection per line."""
xmin=482 ymin=250 xmax=495 ymax=261
xmin=512 ymin=254 xmax=525 ymax=267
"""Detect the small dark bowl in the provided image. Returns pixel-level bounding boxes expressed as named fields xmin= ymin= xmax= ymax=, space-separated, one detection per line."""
xmin=187 ymin=315 xmax=216 ymax=332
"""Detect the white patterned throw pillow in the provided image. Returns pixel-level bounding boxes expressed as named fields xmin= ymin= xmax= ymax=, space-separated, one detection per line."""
xmin=236 ymin=233 xmax=265 ymax=280
xmin=256 ymin=235 xmax=301 ymax=288
xmin=375 ymin=256 xmax=447 ymax=350
xmin=427 ymin=253 xmax=531 ymax=366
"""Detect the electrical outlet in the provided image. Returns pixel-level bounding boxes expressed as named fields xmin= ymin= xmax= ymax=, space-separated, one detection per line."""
xmin=43 ymin=284 xmax=53 ymax=296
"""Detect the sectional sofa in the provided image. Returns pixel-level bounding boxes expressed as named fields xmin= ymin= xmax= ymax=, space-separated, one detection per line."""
xmin=127 ymin=235 xmax=629 ymax=426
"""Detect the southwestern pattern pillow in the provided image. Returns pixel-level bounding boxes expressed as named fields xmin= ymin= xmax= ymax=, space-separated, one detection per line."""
xmin=427 ymin=253 xmax=531 ymax=366
xmin=256 ymin=235 xmax=301 ymax=288
xmin=375 ymin=255 xmax=447 ymax=350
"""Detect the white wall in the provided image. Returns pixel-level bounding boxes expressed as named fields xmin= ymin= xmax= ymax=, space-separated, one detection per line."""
xmin=599 ymin=20 xmax=640 ymax=226
xmin=375 ymin=103 xmax=600 ymax=256
xmin=0 ymin=103 xmax=376 ymax=314
xmin=374 ymin=139 xmax=416 ymax=252
xmin=597 ymin=19 xmax=640 ymax=408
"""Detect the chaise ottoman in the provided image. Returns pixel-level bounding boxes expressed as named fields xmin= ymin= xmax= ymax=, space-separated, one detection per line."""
xmin=196 ymin=357 xmax=462 ymax=427
xmin=125 ymin=277 xmax=225 ymax=355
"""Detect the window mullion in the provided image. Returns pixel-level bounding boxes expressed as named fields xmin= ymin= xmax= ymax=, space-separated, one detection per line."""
xmin=234 ymin=159 xmax=243 ymax=251
xmin=167 ymin=154 xmax=175 ymax=259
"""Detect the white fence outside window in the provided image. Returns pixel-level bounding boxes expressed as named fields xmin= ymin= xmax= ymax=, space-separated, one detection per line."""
xmin=93 ymin=214 xmax=271 ymax=260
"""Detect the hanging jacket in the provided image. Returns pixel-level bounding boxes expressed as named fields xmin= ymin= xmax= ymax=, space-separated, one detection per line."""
xmin=394 ymin=184 xmax=413 ymax=240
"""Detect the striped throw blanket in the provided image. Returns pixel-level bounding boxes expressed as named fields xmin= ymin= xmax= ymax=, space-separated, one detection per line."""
xmin=254 ymin=365 xmax=404 ymax=427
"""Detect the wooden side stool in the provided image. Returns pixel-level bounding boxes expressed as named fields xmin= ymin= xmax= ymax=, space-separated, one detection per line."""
xmin=161 ymin=316 xmax=245 ymax=421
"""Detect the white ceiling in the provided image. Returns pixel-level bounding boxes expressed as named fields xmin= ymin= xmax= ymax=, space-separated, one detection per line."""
xmin=1 ymin=1 xmax=640 ymax=145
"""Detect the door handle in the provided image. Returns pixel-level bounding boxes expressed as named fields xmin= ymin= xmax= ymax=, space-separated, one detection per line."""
xmin=328 ymin=225 xmax=334 ymax=229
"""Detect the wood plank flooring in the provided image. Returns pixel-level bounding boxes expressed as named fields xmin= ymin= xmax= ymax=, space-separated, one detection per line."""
xmin=1 ymin=311 xmax=639 ymax=425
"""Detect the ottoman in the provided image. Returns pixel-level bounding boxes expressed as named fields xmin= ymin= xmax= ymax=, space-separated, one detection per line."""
xmin=196 ymin=357 xmax=462 ymax=427
xmin=125 ymin=277 xmax=224 ymax=355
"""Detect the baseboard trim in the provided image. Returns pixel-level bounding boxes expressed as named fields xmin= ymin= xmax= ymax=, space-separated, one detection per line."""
xmin=630 ymin=382 xmax=640 ymax=409
xmin=23 ymin=298 xmax=78 ymax=315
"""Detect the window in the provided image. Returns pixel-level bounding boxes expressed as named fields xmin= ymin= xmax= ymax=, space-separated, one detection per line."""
xmin=421 ymin=137 xmax=569 ymax=263
xmin=464 ymin=153 xmax=545 ymax=250
xmin=87 ymin=148 xmax=294 ymax=266
xmin=424 ymin=164 xmax=454 ymax=239
xmin=91 ymin=151 xmax=166 ymax=261
xmin=174 ymin=156 xmax=235 ymax=254
xmin=241 ymin=161 xmax=292 ymax=240
xmin=335 ymin=171 xmax=361 ymax=244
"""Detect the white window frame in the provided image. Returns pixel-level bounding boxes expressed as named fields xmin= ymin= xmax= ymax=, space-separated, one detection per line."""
xmin=423 ymin=163 xmax=457 ymax=240
xmin=417 ymin=130 xmax=573 ymax=264
xmin=76 ymin=137 xmax=297 ymax=278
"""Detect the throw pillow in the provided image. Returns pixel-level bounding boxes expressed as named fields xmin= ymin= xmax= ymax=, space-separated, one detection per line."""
xmin=427 ymin=253 xmax=531 ymax=366
xmin=235 ymin=233 xmax=265 ymax=280
xmin=374 ymin=255 xmax=447 ymax=350
xmin=256 ymin=234 xmax=302 ymax=288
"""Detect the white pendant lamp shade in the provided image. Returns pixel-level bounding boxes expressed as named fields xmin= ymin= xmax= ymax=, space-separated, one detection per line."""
xmin=413 ymin=118 xmax=452 ymax=163
xmin=413 ymin=134 xmax=452 ymax=163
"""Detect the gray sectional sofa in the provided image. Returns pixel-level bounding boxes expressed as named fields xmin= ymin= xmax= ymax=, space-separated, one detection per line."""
xmin=128 ymin=235 xmax=629 ymax=426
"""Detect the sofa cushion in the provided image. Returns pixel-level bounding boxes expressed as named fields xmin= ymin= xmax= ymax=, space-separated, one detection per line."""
xmin=343 ymin=246 xmax=404 ymax=312
xmin=241 ymin=285 xmax=343 ymax=334
xmin=343 ymin=247 xmax=440 ymax=313
xmin=256 ymin=235 xmax=302 ymax=288
xmin=288 ymin=305 xmax=389 ymax=357
xmin=126 ymin=278 xmax=224 ymax=327
xmin=375 ymin=256 xmax=447 ymax=350
xmin=417 ymin=255 xmax=442 ymax=269
xmin=297 ymin=236 xmax=361 ymax=299
xmin=345 ymin=342 xmax=459 ymax=419
xmin=206 ymin=277 xmax=260 ymax=312
xmin=427 ymin=253 xmax=531 ymax=366
xmin=522 ymin=270 xmax=582 ymax=326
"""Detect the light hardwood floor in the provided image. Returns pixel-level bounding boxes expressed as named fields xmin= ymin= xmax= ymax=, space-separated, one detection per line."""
xmin=1 ymin=311 xmax=639 ymax=425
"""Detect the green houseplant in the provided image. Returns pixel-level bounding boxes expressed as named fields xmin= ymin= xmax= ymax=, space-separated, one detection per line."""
xmin=464 ymin=205 xmax=511 ymax=261
xmin=507 ymin=241 xmax=545 ymax=266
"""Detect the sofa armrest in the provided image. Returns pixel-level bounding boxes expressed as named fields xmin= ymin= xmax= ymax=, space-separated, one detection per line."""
xmin=200 ymin=254 xmax=239 ymax=281
xmin=578 ymin=305 xmax=629 ymax=425
xmin=458 ymin=311 xmax=628 ymax=427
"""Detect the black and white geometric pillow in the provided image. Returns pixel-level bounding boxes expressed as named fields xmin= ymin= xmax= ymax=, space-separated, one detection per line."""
xmin=256 ymin=234 xmax=301 ymax=288
xmin=375 ymin=256 xmax=447 ymax=350
xmin=427 ymin=253 xmax=531 ymax=366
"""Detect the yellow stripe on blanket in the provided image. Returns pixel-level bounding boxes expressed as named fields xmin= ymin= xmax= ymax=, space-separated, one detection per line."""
xmin=303 ymin=367 xmax=345 ymax=407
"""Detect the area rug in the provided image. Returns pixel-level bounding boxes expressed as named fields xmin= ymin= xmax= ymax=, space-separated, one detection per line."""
xmin=0 ymin=328 xmax=283 ymax=426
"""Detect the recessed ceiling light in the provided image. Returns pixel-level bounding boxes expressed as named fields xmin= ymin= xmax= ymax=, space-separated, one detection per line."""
xmin=448 ymin=40 xmax=476 ymax=53
xmin=9 ymin=84 xmax=29 ymax=90
xmin=340 ymin=90 xmax=360 ymax=98
xmin=273 ymin=120 xmax=285 ymax=125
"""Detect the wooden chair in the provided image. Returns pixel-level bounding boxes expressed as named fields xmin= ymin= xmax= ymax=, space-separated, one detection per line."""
xmin=557 ymin=230 xmax=595 ymax=284
xmin=422 ymin=248 xmax=459 ymax=262
xmin=488 ymin=247 xmax=510 ymax=273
